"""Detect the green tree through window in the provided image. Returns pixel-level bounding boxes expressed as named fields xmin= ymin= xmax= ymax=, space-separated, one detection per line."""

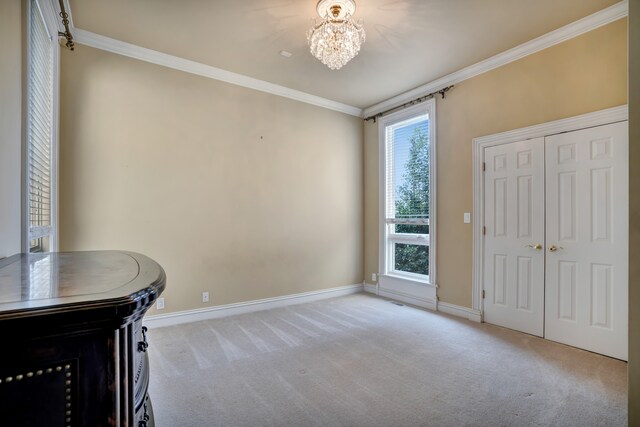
xmin=395 ymin=126 xmax=429 ymax=275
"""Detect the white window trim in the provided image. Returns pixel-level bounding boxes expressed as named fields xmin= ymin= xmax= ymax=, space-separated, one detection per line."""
xmin=23 ymin=0 xmax=61 ymax=253
xmin=378 ymin=99 xmax=437 ymax=288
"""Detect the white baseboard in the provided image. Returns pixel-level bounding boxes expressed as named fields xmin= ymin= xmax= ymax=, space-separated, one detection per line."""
xmin=375 ymin=287 xmax=437 ymax=311
xmin=364 ymin=281 xmax=481 ymax=323
xmin=143 ymin=283 xmax=363 ymax=329
xmin=363 ymin=282 xmax=377 ymax=294
xmin=437 ymin=301 xmax=482 ymax=323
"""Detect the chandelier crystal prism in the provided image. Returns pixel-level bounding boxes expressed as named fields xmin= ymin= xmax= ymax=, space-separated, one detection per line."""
xmin=306 ymin=0 xmax=366 ymax=70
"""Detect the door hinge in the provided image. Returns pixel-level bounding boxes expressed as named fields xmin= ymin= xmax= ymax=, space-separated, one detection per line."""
xmin=482 ymin=290 xmax=486 ymax=299
xmin=483 ymin=226 xmax=486 ymax=235
xmin=482 ymin=162 xmax=486 ymax=172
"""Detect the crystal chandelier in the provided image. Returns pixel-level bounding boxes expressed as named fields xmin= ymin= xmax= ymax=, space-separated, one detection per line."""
xmin=306 ymin=0 xmax=366 ymax=70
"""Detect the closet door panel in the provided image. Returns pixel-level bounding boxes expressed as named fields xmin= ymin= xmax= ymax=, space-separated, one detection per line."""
xmin=544 ymin=121 xmax=628 ymax=360
xmin=483 ymin=138 xmax=545 ymax=336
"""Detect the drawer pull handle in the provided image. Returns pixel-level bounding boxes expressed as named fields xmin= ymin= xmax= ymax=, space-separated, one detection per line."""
xmin=138 ymin=401 xmax=150 ymax=426
xmin=138 ymin=326 xmax=149 ymax=352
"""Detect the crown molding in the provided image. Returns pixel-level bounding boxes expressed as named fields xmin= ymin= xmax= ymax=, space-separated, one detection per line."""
xmin=72 ymin=28 xmax=364 ymax=117
xmin=65 ymin=0 xmax=626 ymax=120
xmin=363 ymin=0 xmax=628 ymax=118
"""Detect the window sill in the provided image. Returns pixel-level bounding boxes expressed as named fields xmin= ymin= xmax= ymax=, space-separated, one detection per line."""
xmin=383 ymin=273 xmax=433 ymax=287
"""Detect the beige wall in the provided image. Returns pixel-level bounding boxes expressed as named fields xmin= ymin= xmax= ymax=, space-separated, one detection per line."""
xmin=364 ymin=19 xmax=628 ymax=307
xmin=629 ymin=0 xmax=639 ymax=420
xmin=59 ymin=45 xmax=363 ymax=314
xmin=0 ymin=0 xmax=23 ymax=259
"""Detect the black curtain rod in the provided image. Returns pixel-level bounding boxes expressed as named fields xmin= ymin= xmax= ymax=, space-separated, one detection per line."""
xmin=58 ymin=0 xmax=74 ymax=50
xmin=364 ymin=85 xmax=454 ymax=122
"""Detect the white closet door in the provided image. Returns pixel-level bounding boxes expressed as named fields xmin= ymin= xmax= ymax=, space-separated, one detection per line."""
xmin=545 ymin=121 xmax=628 ymax=360
xmin=483 ymin=138 xmax=545 ymax=336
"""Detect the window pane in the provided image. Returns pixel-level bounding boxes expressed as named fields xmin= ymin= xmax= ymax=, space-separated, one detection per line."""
xmin=27 ymin=0 xmax=54 ymax=252
xmin=394 ymin=224 xmax=429 ymax=235
xmin=391 ymin=116 xmax=429 ymax=221
xmin=394 ymin=244 xmax=428 ymax=276
xmin=29 ymin=236 xmax=50 ymax=253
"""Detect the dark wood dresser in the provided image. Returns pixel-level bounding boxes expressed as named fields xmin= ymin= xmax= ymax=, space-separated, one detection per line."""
xmin=0 ymin=251 xmax=166 ymax=427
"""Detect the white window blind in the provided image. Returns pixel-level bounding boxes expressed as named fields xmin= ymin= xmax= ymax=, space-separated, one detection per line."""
xmin=27 ymin=0 xmax=54 ymax=251
xmin=384 ymin=114 xmax=430 ymax=225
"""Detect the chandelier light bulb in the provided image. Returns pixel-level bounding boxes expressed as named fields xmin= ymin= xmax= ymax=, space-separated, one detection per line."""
xmin=307 ymin=0 xmax=366 ymax=70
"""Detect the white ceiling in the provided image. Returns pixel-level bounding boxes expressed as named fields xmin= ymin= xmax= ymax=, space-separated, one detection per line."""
xmin=68 ymin=0 xmax=620 ymax=109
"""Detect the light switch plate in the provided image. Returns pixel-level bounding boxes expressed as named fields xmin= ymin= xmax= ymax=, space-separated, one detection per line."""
xmin=464 ymin=212 xmax=471 ymax=223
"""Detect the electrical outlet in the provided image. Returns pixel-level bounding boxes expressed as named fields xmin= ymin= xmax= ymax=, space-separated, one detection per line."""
xmin=156 ymin=297 xmax=165 ymax=310
xmin=202 ymin=292 xmax=209 ymax=303
xmin=371 ymin=273 xmax=377 ymax=282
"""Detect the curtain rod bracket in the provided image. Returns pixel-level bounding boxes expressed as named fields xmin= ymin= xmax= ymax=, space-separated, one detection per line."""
xmin=58 ymin=0 xmax=74 ymax=50
xmin=437 ymin=86 xmax=452 ymax=99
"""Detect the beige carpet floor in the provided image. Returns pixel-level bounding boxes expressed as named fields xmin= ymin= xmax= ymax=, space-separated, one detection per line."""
xmin=147 ymin=293 xmax=627 ymax=426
